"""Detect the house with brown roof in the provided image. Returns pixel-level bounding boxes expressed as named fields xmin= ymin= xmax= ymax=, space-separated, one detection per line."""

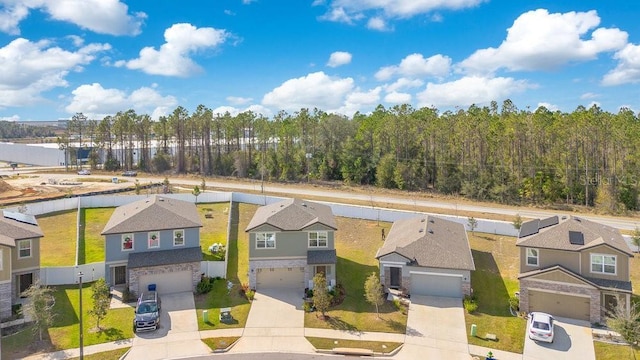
xmin=376 ymin=215 xmax=475 ymax=298
xmin=0 ymin=211 xmax=44 ymax=319
xmin=516 ymin=215 xmax=633 ymax=323
xmin=101 ymin=195 xmax=203 ymax=296
xmin=245 ymin=198 xmax=337 ymax=291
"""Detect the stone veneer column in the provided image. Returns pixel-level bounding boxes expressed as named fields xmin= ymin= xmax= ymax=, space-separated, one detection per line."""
xmin=0 ymin=282 xmax=12 ymax=319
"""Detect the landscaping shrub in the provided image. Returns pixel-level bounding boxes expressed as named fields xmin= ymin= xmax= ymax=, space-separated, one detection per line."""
xmin=245 ymin=289 xmax=255 ymax=301
xmin=239 ymin=283 xmax=250 ymax=296
xmin=197 ymin=276 xmax=214 ymax=294
xmin=463 ymin=295 xmax=478 ymax=313
xmin=508 ymin=296 xmax=519 ymax=311
xmin=122 ymin=286 xmax=134 ymax=302
xmin=305 ymin=288 xmax=314 ymax=298
xmin=303 ymin=301 xmax=315 ymax=312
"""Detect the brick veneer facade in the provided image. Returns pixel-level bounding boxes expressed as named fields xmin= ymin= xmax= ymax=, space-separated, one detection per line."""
xmin=519 ymin=278 xmax=602 ymax=323
xmin=128 ymin=262 xmax=200 ymax=297
xmin=0 ymin=282 xmax=11 ymax=319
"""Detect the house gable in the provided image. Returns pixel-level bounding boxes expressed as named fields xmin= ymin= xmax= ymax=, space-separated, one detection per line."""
xmin=378 ymin=252 xmax=411 ymax=264
xmin=525 ymin=268 xmax=594 ymax=286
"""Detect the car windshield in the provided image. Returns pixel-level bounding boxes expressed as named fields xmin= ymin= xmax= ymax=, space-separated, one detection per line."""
xmin=533 ymin=320 xmax=550 ymax=331
xmin=137 ymin=303 xmax=157 ymax=314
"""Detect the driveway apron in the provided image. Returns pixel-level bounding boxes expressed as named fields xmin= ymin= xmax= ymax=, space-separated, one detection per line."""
xmin=230 ymin=288 xmax=314 ymax=354
xmin=523 ymin=317 xmax=594 ymax=360
xmin=394 ymin=295 xmax=471 ymax=360
xmin=125 ymin=292 xmax=210 ymax=360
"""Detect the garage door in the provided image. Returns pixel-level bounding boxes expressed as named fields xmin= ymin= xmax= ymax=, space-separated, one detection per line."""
xmin=256 ymin=267 xmax=305 ymax=289
xmin=410 ymin=273 xmax=462 ymax=298
xmin=528 ymin=290 xmax=590 ymax=321
xmin=138 ymin=270 xmax=193 ymax=295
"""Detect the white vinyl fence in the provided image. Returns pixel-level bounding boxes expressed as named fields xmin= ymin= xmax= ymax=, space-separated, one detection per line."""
xmin=41 ymin=262 xmax=106 ymax=285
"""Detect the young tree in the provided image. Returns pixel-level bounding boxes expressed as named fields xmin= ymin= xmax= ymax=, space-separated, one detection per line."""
xmin=89 ymin=278 xmax=111 ymax=330
xmin=192 ymin=185 xmax=201 ymax=203
xmin=163 ymin=177 xmax=171 ymax=194
xmin=312 ymin=273 xmax=332 ymax=319
xmin=21 ymin=280 xmax=55 ymax=341
xmin=468 ymin=217 xmax=478 ymax=235
xmin=201 ymin=178 xmax=207 ymax=193
xmin=364 ymin=272 xmax=385 ymax=318
xmin=632 ymin=226 xmax=640 ymax=253
xmin=512 ymin=214 xmax=523 ymax=231
xmin=607 ymin=302 xmax=640 ymax=346
xmin=135 ymin=179 xmax=141 ymax=195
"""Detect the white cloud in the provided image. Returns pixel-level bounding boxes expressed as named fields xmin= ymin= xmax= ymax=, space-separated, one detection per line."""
xmin=226 ymin=96 xmax=253 ymax=105
xmin=367 ymin=17 xmax=389 ymax=31
xmin=0 ymin=114 xmax=20 ymax=121
xmin=0 ymin=37 xmax=110 ymax=107
xmin=262 ymin=71 xmax=355 ymax=112
xmin=336 ymin=87 xmax=381 ymax=116
xmin=416 ymin=76 xmax=532 ymax=108
xmin=327 ymin=51 xmax=352 ymax=67
xmin=460 ymin=9 xmax=628 ymax=74
xmin=318 ymin=6 xmax=357 ymax=24
xmin=537 ymin=102 xmax=559 ymax=111
xmin=0 ymin=0 xmax=145 ymax=36
xmin=321 ymin=0 xmax=484 ymax=22
xmin=580 ymin=92 xmax=599 ymax=99
xmin=385 ymin=91 xmax=412 ymax=104
xmin=65 ymin=83 xmax=177 ymax=120
xmin=375 ymin=53 xmax=451 ymax=80
xmin=117 ymin=23 xmax=229 ymax=77
xmin=212 ymin=104 xmax=272 ymax=118
xmin=384 ymin=77 xmax=424 ymax=92
xmin=602 ymin=43 xmax=640 ymax=85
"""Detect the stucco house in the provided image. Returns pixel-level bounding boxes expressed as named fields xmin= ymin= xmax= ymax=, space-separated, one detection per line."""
xmin=376 ymin=215 xmax=475 ymax=298
xmin=245 ymin=198 xmax=337 ymax=291
xmin=0 ymin=211 xmax=44 ymax=319
xmin=101 ymin=195 xmax=203 ymax=296
xmin=516 ymin=215 xmax=633 ymax=323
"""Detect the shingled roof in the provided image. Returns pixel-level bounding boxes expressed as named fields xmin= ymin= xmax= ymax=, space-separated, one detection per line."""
xmin=245 ymin=198 xmax=336 ymax=232
xmin=0 ymin=211 xmax=44 ymax=247
xmin=516 ymin=216 xmax=633 ymax=256
xmin=128 ymin=247 xmax=202 ymax=268
xmin=375 ymin=215 xmax=475 ymax=271
xmin=102 ymin=195 xmax=202 ymax=235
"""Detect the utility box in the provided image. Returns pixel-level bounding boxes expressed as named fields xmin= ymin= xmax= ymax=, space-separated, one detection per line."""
xmin=470 ymin=324 xmax=477 ymax=337
xmin=203 ymin=310 xmax=209 ymax=323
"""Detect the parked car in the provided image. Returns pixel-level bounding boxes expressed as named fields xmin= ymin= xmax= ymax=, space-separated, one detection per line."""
xmin=122 ymin=170 xmax=137 ymax=177
xmin=77 ymin=169 xmax=91 ymax=175
xmin=528 ymin=312 xmax=554 ymax=343
xmin=133 ymin=290 xmax=161 ymax=332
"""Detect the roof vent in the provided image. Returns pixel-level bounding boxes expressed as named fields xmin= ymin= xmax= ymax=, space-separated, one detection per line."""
xmin=418 ymin=228 xmax=424 ymax=233
xmin=428 ymin=229 xmax=434 ymax=234
xmin=159 ymin=197 xmax=165 ymax=202
xmin=420 ymin=218 xmax=426 ymax=223
xmin=429 ymin=218 xmax=435 ymax=223
xmin=302 ymin=203 xmax=307 ymax=207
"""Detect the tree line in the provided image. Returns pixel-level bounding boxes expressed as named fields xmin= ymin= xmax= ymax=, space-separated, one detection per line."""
xmin=44 ymin=100 xmax=640 ymax=213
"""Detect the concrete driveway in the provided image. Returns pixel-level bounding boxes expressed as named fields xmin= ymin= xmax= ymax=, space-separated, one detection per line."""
xmin=523 ymin=316 xmax=595 ymax=360
xmin=230 ymin=288 xmax=314 ymax=354
xmin=394 ymin=295 xmax=470 ymax=360
xmin=125 ymin=292 xmax=210 ymax=360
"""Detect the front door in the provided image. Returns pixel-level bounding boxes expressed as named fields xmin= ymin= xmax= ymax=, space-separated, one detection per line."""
xmin=315 ymin=265 xmax=327 ymax=276
xmin=114 ymin=266 xmax=127 ymax=285
xmin=390 ymin=267 xmax=401 ymax=289
xmin=604 ymin=293 xmax=619 ymax=315
xmin=19 ymin=273 xmax=33 ymax=296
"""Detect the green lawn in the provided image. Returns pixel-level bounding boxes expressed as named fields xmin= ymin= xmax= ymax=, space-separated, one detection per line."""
xmin=202 ymin=336 xmax=240 ymax=351
xmin=594 ymin=341 xmax=640 ymax=360
xmin=464 ymin=233 xmax=527 ymax=354
xmin=304 ymin=218 xmax=406 ymax=334
xmin=306 ymin=336 xmax=402 ymax=354
xmin=79 ymin=208 xmax=115 ymax=264
xmin=38 ymin=210 xmax=77 ymax=266
xmin=68 ymin=347 xmax=130 ymax=360
xmin=47 ymin=284 xmax=134 ymax=350
xmin=197 ymin=203 xmax=230 ymax=261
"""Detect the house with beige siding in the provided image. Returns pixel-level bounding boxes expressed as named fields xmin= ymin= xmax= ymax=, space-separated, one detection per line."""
xmin=517 ymin=215 xmax=633 ymax=324
xmin=0 ymin=211 xmax=43 ymax=320
xmin=101 ymin=195 xmax=203 ymax=296
xmin=245 ymin=198 xmax=337 ymax=291
xmin=376 ymin=215 xmax=475 ymax=298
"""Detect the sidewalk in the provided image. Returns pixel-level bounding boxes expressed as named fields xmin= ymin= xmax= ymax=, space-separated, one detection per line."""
xmin=469 ymin=344 xmax=523 ymax=360
xmin=19 ymin=339 xmax=133 ymax=360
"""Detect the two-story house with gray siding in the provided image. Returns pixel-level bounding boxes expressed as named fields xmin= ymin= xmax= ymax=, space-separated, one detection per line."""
xmin=376 ymin=215 xmax=475 ymax=298
xmin=101 ymin=195 xmax=203 ymax=296
xmin=245 ymin=198 xmax=337 ymax=291
xmin=0 ymin=211 xmax=43 ymax=319
xmin=517 ymin=215 xmax=633 ymax=323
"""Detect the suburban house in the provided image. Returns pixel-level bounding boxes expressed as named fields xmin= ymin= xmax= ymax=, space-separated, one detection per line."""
xmin=516 ymin=215 xmax=633 ymax=323
xmin=0 ymin=211 xmax=44 ymax=319
xmin=245 ymin=198 xmax=337 ymax=291
xmin=101 ymin=195 xmax=203 ymax=296
xmin=376 ymin=215 xmax=475 ymax=298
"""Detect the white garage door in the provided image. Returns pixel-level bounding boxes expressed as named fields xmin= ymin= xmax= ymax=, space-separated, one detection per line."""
xmin=256 ymin=267 xmax=305 ymax=289
xmin=138 ymin=270 xmax=193 ymax=295
xmin=411 ymin=273 xmax=462 ymax=298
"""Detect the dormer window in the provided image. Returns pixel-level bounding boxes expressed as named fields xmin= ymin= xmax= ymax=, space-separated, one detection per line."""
xmin=526 ymin=248 xmax=539 ymax=266
xmin=591 ymin=254 xmax=616 ymax=275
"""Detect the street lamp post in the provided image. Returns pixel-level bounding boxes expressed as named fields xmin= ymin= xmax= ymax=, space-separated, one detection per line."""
xmin=78 ymin=271 xmax=84 ymax=360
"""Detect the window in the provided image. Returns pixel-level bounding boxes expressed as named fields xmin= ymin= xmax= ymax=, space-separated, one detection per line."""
xmin=591 ymin=254 xmax=616 ymax=275
xmin=148 ymin=231 xmax=160 ymax=248
xmin=256 ymin=232 xmax=276 ymax=249
xmin=17 ymin=239 xmax=32 ymax=258
xmin=308 ymin=231 xmax=328 ymax=248
xmin=173 ymin=230 xmax=184 ymax=246
xmin=121 ymin=234 xmax=134 ymax=251
xmin=526 ymin=248 xmax=538 ymax=266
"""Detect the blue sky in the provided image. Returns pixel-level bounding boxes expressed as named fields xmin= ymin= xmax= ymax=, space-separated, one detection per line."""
xmin=0 ymin=0 xmax=639 ymax=122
